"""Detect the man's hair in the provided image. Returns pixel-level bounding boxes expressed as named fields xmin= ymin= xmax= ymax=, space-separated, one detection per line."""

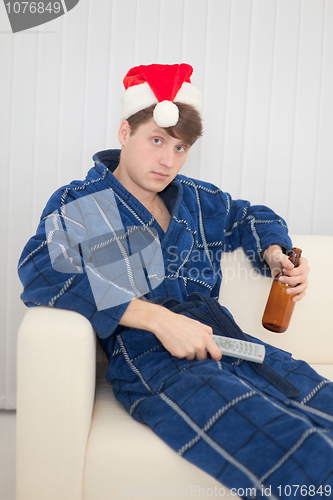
xmin=126 ymin=103 xmax=203 ymax=147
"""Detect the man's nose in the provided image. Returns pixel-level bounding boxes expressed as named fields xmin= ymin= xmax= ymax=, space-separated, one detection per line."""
xmin=160 ymin=146 xmax=175 ymax=168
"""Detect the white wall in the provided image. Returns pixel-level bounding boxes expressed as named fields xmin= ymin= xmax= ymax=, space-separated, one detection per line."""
xmin=1 ymin=0 xmax=333 ymax=409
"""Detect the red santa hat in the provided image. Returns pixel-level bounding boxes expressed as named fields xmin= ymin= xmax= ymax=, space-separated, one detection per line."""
xmin=121 ymin=63 xmax=202 ymax=128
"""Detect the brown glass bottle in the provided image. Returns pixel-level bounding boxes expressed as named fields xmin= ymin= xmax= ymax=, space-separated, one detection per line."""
xmin=262 ymin=247 xmax=302 ymax=333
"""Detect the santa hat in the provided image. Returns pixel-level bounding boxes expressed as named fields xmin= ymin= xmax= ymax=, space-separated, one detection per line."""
xmin=121 ymin=63 xmax=202 ymax=128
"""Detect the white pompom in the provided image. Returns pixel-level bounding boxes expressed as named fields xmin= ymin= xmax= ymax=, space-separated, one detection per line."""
xmin=153 ymin=101 xmax=179 ymax=127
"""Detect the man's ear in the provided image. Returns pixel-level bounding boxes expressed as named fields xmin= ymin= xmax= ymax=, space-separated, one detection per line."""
xmin=118 ymin=120 xmax=131 ymax=146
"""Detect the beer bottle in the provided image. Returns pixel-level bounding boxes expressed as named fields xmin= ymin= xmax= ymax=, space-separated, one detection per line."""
xmin=262 ymin=247 xmax=302 ymax=333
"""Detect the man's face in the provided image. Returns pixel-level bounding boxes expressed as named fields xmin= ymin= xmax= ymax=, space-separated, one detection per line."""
xmin=116 ymin=117 xmax=190 ymax=198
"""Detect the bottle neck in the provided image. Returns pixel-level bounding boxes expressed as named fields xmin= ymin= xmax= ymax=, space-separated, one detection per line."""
xmin=288 ymin=247 xmax=302 ymax=267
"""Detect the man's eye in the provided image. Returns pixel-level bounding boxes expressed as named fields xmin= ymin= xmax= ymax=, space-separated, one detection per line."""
xmin=153 ymin=138 xmax=162 ymax=145
xmin=176 ymin=145 xmax=186 ymax=152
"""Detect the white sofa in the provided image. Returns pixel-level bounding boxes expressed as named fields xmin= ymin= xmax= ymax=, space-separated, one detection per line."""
xmin=16 ymin=235 xmax=333 ymax=500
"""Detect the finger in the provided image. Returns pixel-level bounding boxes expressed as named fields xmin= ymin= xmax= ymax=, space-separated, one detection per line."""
xmin=284 ymin=279 xmax=308 ymax=302
xmin=279 ymin=272 xmax=307 ymax=285
xmin=195 ymin=349 xmax=208 ymax=361
xmin=298 ymin=257 xmax=309 ymax=267
xmin=270 ymin=265 xmax=282 ymax=278
xmin=291 ymin=290 xmax=306 ymax=302
xmin=285 ymin=258 xmax=309 ymax=276
xmin=286 ymin=281 xmax=308 ymax=295
xmin=186 ymin=353 xmax=196 ymax=361
xmin=270 ymin=256 xmax=289 ymax=277
xmin=203 ymin=325 xmax=213 ymax=335
xmin=283 ymin=263 xmax=308 ymax=276
xmin=281 ymin=256 xmax=295 ymax=270
xmin=207 ymin=340 xmax=222 ymax=361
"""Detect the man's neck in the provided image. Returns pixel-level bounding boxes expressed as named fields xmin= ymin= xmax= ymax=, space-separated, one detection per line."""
xmin=113 ymin=164 xmax=159 ymax=209
xmin=113 ymin=164 xmax=170 ymax=232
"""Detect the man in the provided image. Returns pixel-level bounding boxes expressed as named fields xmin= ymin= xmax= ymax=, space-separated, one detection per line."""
xmin=19 ymin=64 xmax=332 ymax=499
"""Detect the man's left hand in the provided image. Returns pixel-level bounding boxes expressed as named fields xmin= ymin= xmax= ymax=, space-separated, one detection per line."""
xmin=263 ymin=245 xmax=310 ymax=302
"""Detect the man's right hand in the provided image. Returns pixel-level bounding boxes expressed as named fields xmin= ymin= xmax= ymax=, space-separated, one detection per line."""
xmin=118 ymin=298 xmax=222 ymax=361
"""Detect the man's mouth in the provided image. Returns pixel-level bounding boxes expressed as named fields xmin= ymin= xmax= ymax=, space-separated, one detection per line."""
xmin=152 ymin=171 xmax=168 ymax=179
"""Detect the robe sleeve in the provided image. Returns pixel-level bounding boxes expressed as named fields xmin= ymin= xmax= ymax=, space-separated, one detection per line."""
xmin=18 ymin=187 xmax=135 ymax=339
xmin=223 ymin=194 xmax=293 ymax=275
xmin=185 ymin=177 xmax=293 ymax=277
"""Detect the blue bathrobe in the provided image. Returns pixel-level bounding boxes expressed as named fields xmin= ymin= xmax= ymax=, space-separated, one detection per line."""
xmin=18 ymin=149 xmax=333 ymax=499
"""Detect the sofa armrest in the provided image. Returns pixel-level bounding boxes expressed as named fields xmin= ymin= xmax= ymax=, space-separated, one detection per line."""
xmin=16 ymin=306 xmax=96 ymax=500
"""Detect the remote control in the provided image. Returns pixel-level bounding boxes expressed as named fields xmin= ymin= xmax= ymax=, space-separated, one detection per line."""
xmin=212 ymin=335 xmax=265 ymax=364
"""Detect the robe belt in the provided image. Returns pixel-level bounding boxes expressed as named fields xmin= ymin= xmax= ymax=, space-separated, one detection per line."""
xmin=151 ymin=292 xmax=301 ymax=399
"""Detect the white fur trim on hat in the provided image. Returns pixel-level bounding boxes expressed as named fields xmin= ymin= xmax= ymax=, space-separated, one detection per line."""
xmin=174 ymin=82 xmax=202 ymax=115
xmin=121 ymin=82 xmax=158 ymax=120
xmin=121 ymin=80 xmax=202 ymax=125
